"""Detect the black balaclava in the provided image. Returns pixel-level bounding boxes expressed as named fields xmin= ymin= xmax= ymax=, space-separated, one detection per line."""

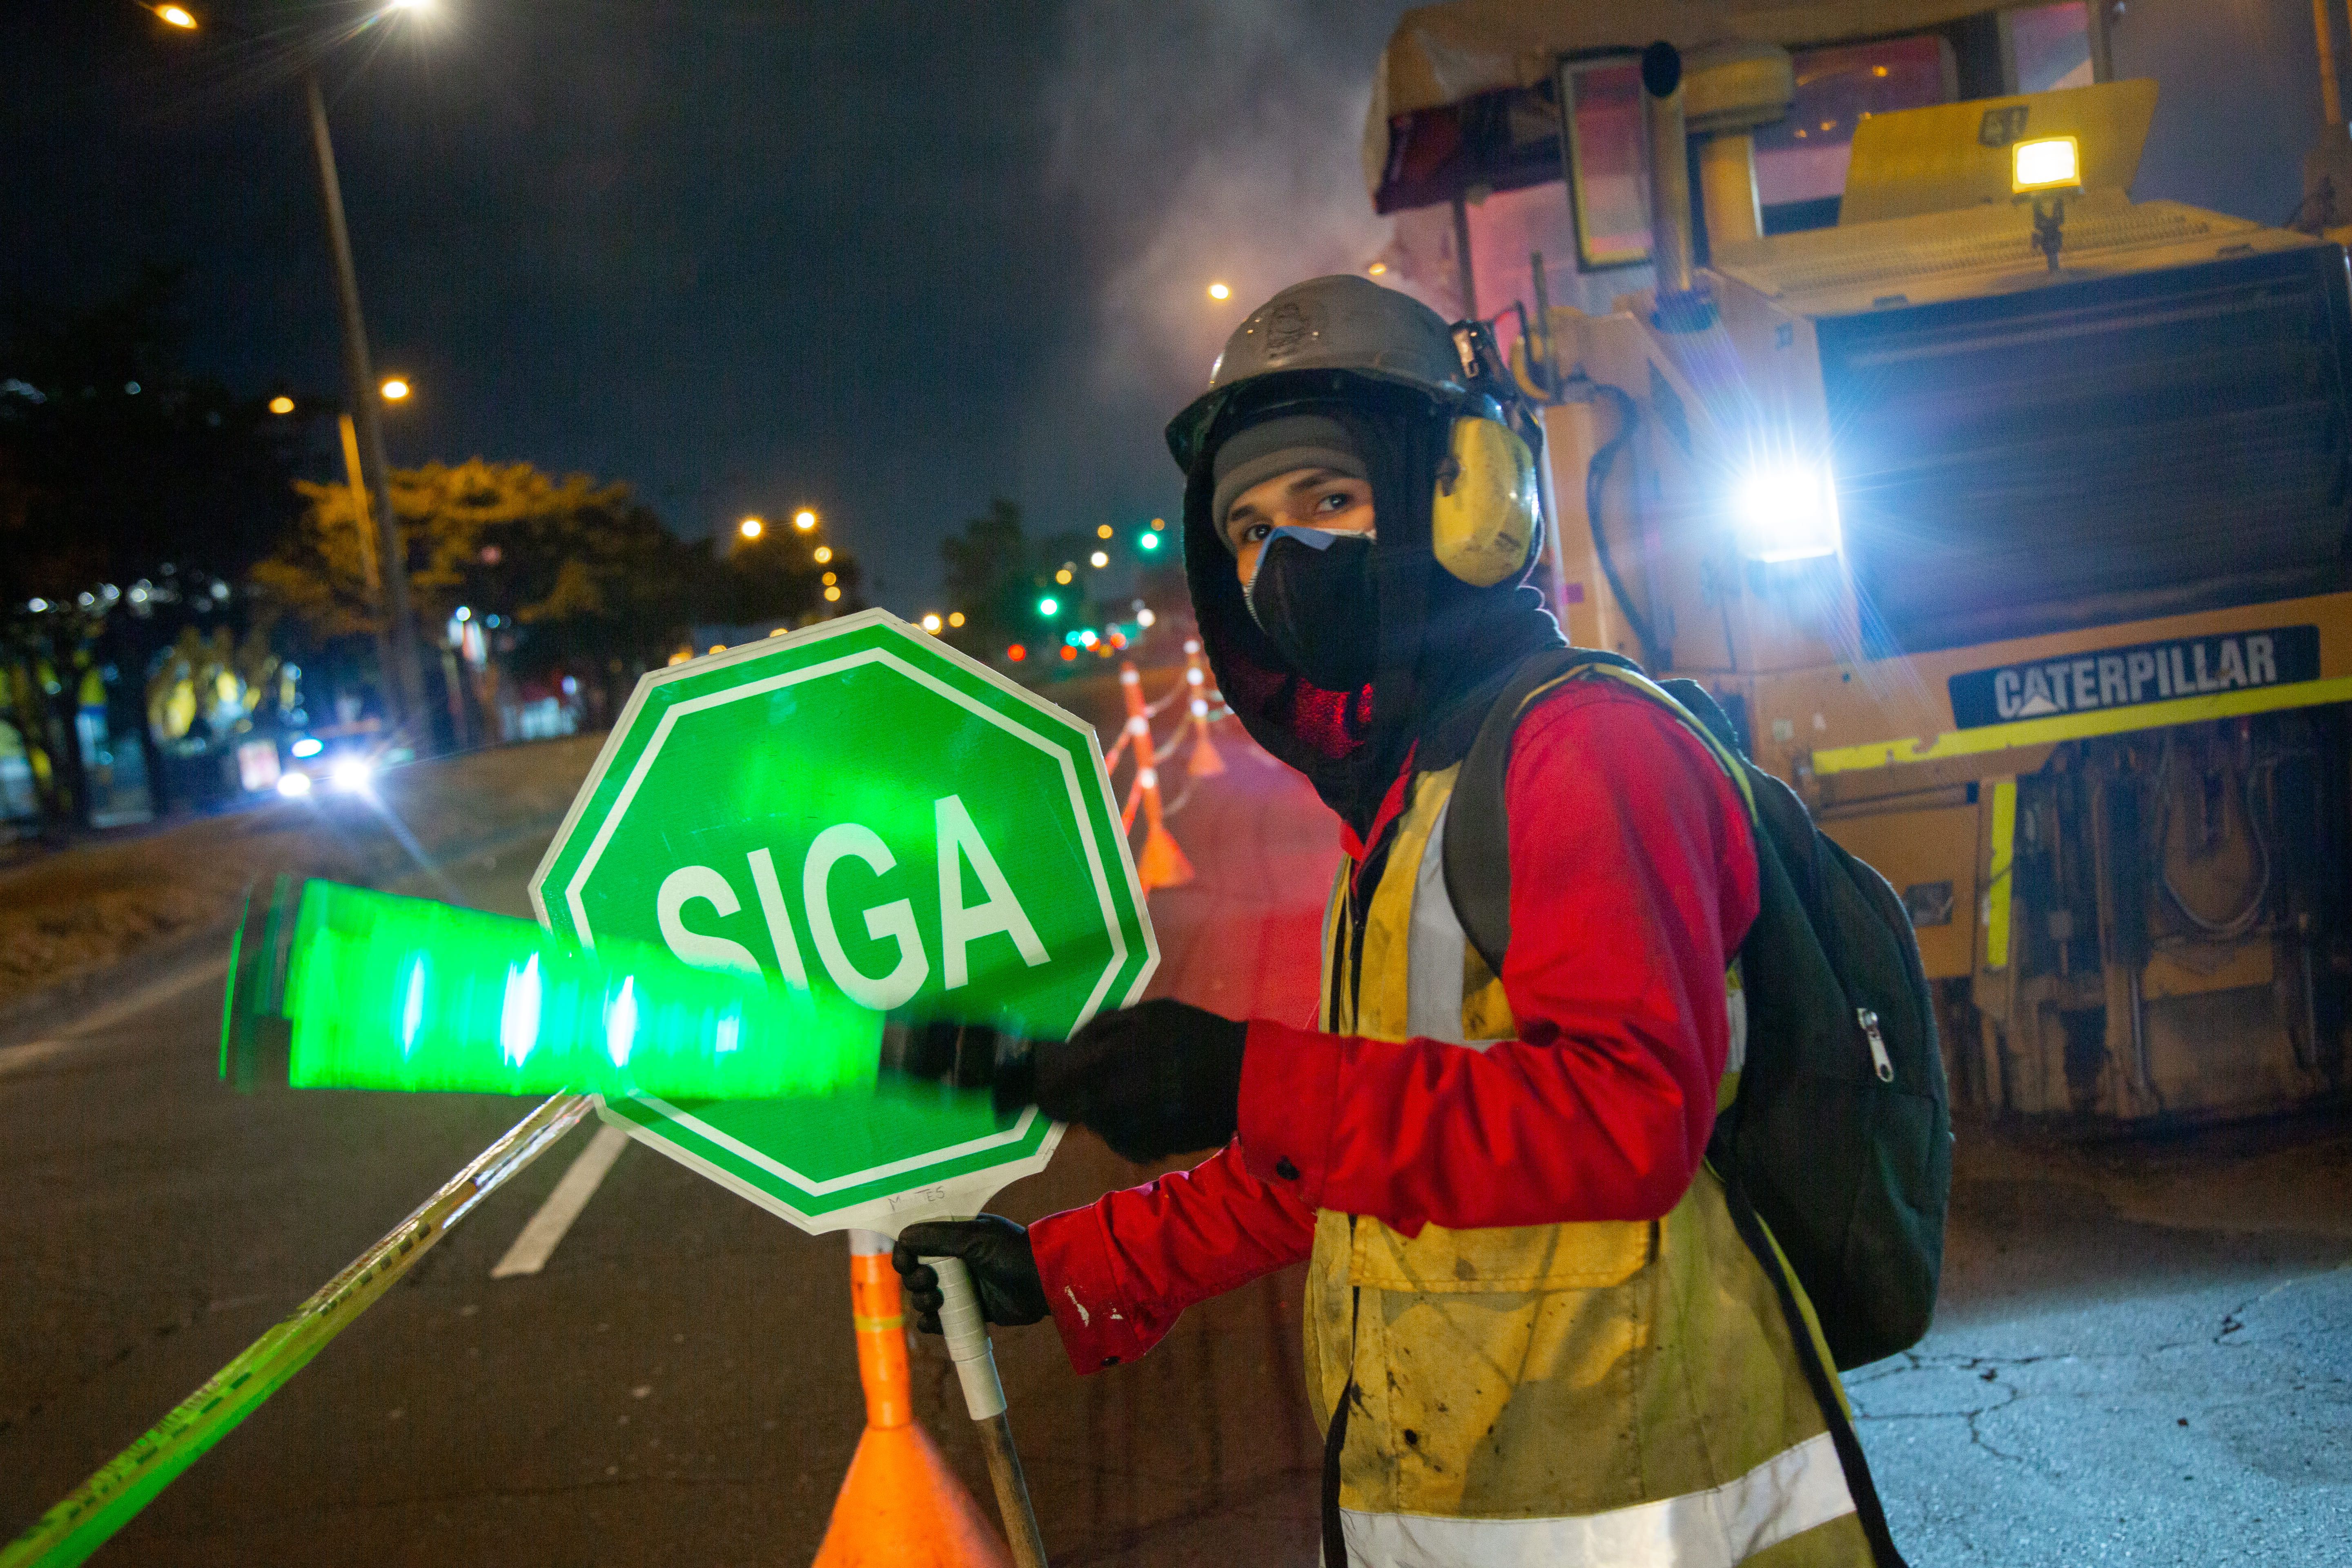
xmin=1183 ymin=378 xmax=1565 ymax=839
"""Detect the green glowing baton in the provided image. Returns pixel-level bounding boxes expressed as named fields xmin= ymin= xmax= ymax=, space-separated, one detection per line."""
xmin=268 ymin=881 xmax=885 ymax=1100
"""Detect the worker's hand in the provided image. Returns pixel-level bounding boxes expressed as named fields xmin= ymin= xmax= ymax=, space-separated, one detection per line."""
xmin=892 ymin=1216 xmax=1048 ymax=1334
xmin=997 ymin=998 xmax=1249 ymax=1164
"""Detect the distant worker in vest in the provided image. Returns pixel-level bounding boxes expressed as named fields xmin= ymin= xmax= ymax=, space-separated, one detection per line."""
xmin=895 ymin=275 xmax=1898 ymax=1567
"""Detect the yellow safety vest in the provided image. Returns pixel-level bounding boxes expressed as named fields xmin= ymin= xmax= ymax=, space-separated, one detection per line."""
xmin=1306 ymin=753 xmax=1877 ymax=1568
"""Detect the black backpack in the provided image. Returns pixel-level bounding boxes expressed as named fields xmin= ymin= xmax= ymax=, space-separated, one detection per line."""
xmin=1441 ymin=648 xmax=1951 ymax=1566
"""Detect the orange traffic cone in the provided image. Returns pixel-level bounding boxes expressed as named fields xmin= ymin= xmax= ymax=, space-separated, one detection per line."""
xmin=1180 ymin=640 xmax=1225 ymax=777
xmin=812 ymin=1233 xmax=1012 ymax=1568
xmin=1118 ymin=664 xmax=1194 ymax=890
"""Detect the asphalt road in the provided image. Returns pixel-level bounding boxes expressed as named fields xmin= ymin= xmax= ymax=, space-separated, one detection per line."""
xmin=4 ymin=747 xmax=2350 ymax=1565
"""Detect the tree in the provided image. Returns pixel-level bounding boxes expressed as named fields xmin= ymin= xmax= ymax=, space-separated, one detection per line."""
xmin=941 ymin=497 xmax=1047 ymax=660
xmin=725 ymin=524 xmax=864 ymax=628
xmin=256 ymin=460 xmax=709 ymax=726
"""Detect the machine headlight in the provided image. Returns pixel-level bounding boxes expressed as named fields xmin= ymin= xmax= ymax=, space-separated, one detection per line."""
xmin=328 ymin=757 xmax=375 ymax=795
xmin=2011 ymin=136 xmax=2080 ymax=194
xmin=1733 ymin=462 xmax=1842 ymax=563
xmin=276 ymin=771 xmax=314 ymax=799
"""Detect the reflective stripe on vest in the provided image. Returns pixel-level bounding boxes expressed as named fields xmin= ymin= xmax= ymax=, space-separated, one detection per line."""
xmin=1339 ymin=1430 xmax=1854 ymax=1568
xmin=1404 ymin=795 xmax=1748 ymax=1075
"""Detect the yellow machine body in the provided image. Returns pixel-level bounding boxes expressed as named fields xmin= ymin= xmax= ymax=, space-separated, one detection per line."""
xmin=1370 ymin=3 xmax=2352 ymax=1126
xmin=1541 ymin=185 xmax=2349 ymax=1125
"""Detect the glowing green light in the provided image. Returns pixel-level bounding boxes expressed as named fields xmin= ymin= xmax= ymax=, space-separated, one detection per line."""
xmin=1138 ymin=532 xmax=1160 ymax=552
xmin=281 ymin=881 xmax=879 ymax=1099
xmin=400 ymin=960 xmax=425 ymax=1054
xmin=499 ymin=954 xmax=541 ymax=1065
xmin=1037 ymin=596 xmax=1060 ymax=617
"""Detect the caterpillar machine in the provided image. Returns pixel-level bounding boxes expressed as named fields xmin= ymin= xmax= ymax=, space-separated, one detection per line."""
xmin=1363 ymin=1 xmax=2352 ymax=1123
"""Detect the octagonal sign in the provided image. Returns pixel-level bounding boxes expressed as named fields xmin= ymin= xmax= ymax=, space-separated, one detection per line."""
xmin=528 ymin=609 xmax=1155 ymax=1233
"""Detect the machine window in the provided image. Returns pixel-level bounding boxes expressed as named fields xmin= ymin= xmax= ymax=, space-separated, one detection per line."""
xmin=1557 ymin=53 xmax=1650 ymax=270
xmin=1755 ymin=36 xmax=1953 ymax=232
xmin=2005 ymin=2 xmax=2095 ymax=94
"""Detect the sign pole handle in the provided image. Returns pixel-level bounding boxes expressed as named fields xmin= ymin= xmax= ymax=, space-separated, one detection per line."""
xmin=924 ymin=1256 xmax=1049 ymax=1568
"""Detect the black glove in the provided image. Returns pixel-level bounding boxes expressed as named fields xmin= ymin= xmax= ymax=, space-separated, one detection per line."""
xmin=996 ymin=998 xmax=1248 ymax=1164
xmin=892 ymin=1216 xmax=1048 ymax=1335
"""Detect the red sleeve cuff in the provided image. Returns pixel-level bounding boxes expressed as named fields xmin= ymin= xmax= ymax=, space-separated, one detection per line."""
xmin=1235 ymin=1018 xmax=1342 ymax=1207
xmin=1027 ymin=1205 xmax=1165 ymax=1375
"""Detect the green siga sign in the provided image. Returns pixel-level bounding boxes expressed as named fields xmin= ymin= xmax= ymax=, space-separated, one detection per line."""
xmin=528 ymin=609 xmax=1156 ymax=1232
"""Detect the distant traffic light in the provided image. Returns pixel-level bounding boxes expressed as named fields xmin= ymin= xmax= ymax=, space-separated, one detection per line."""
xmin=1037 ymin=596 xmax=1060 ymax=617
xmin=1138 ymin=532 xmax=1162 ymax=552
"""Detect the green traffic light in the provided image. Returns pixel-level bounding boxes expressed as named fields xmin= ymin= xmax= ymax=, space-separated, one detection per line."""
xmin=1138 ymin=532 xmax=1161 ymax=552
xmin=1038 ymin=596 xmax=1060 ymax=617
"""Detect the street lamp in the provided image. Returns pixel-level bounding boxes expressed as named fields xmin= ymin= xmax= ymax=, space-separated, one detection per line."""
xmin=813 ymin=545 xmax=833 ymax=564
xmin=139 ymin=0 xmax=434 ymax=737
xmin=794 ymin=508 xmax=819 ymax=532
xmin=268 ymin=395 xmax=296 ymax=415
xmin=303 ymin=24 xmax=432 ymax=740
xmin=739 ymin=516 xmax=764 ymax=540
xmin=1207 ymin=282 xmax=1232 ymax=301
xmin=379 ymin=377 xmax=410 ymax=401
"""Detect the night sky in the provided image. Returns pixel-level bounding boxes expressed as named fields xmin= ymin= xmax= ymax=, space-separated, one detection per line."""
xmin=8 ymin=0 xmax=1410 ymax=610
xmin=13 ymin=2 xmax=2320 ymax=615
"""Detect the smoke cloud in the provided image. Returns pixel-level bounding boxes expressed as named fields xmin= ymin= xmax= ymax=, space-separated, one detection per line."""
xmin=1018 ymin=0 xmax=1416 ymax=538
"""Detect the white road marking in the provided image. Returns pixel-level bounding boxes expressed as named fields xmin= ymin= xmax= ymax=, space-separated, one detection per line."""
xmin=0 ymin=954 xmax=232 ymax=1080
xmin=490 ymin=1124 xmax=630 ymax=1278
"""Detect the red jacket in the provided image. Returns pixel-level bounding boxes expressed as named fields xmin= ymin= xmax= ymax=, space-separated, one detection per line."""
xmin=1027 ymin=679 xmax=1761 ymax=1373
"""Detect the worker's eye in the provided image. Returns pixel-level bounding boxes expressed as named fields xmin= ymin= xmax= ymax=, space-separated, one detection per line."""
xmin=1237 ymin=521 xmax=1272 ymax=546
xmin=1313 ymin=490 xmax=1353 ymax=515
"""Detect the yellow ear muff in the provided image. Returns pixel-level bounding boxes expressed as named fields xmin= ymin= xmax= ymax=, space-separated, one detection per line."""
xmin=1431 ymin=416 xmax=1539 ymax=587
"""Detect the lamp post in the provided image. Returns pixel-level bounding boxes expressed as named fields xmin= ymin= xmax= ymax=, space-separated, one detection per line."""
xmin=141 ymin=0 xmax=433 ymax=740
xmin=305 ymin=65 xmax=429 ymax=738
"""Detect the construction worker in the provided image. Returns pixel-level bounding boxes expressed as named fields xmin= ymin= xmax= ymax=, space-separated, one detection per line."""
xmin=896 ymin=276 xmax=1886 ymax=1566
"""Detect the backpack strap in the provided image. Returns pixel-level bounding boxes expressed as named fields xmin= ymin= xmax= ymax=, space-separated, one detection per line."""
xmin=1440 ymin=648 xmax=1633 ymax=976
xmin=1718 ymin=1169 xmax=1911 ymax=1568
xmin=1441 ymin=650 xmax=1751 ymax=977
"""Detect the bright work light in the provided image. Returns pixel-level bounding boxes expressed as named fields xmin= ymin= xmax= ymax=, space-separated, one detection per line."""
xmin=2011 ymin=136 xmax=2080 ymax=194
xmin=1733 ymin=461 xmax=1841 ymax=563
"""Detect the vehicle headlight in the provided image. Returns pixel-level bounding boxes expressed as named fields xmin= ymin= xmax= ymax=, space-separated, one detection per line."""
xmin=276 ymin=771 xmax=314 ymax=798
xmin=1733 ymin=461 xmax=1841 ymax=563
xmin=328 ymin=757 xmax=374 ymax=794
